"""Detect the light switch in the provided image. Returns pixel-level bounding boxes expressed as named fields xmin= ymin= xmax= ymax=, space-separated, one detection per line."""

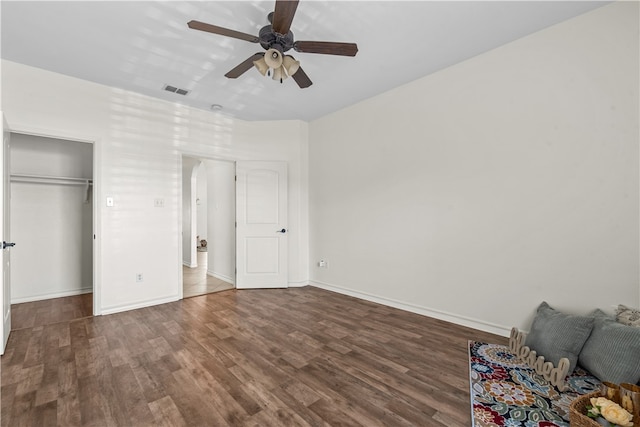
xmin=106 ymin=196 xmax=114 ymax=207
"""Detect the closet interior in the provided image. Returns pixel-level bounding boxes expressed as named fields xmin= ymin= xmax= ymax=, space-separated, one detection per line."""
xmin=9 ymin=133 xmax=93 ymax=305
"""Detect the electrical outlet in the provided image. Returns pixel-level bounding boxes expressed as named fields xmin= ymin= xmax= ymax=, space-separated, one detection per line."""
xmin=154 ymin=198 xmax=165 ymax=208
xmin=136 ymin=273 xmax=143 ymax=282
xmin=318 ymin=260 xmax=327 ymax=268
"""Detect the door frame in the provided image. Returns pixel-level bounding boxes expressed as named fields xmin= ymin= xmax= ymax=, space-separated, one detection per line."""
xmin=178 ymin=151 xmax=237 ymax=299
xmin=2 ymin=113 xmax=11 ymax=353
xmin=178 ymin=153 xmax=290 ymax=294
xmin=5 ymin=123 xmax=102 ymax=315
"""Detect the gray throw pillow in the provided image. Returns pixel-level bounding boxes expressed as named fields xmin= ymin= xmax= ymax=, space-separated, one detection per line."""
xmin=616 ymin=304 xmax=640 ymax=327
xmin=524 ymin=301 xmax=594 ymax=374
xmin=579 ymin=309 xmax=640 ymax=384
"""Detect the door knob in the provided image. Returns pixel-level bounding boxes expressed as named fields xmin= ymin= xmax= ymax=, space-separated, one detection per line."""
xmin=2 ymin=241 xmax=16 ymax=249
xmin=276 ymin=229 xmax=287 ymax=233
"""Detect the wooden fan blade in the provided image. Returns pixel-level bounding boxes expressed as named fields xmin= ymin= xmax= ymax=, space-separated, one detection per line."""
xmin=225 ymin=53 xmax=265 ymax=79
xmin=272 ymin=0 xmax=299 ymax=35
xmin=294 ymin=41 xmax=358 ymax=56
xmin=188 ymin=20 xmax=259 ymax=43
xmin=292 ymin=66 xmax=312 ymax=88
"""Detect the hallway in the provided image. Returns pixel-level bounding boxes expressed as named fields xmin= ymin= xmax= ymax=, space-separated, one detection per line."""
xmin=183 ymin=250 xmax=234 ymax=298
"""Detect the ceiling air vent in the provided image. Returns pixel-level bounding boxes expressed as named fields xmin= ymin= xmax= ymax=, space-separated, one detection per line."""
xmin=163 ymin=84 xmax=189 ymax=96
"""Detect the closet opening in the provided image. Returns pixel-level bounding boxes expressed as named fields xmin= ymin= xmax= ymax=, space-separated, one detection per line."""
xmin=9 ymin=133 xmax=94 ymax=329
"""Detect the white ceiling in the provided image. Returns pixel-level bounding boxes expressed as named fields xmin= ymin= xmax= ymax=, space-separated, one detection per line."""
xmin=1 ymin=1 xmax=608 ymax=122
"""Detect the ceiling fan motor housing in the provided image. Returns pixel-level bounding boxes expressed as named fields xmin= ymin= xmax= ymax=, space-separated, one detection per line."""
xmin=259 ymin=24 xmax=294 ymax=53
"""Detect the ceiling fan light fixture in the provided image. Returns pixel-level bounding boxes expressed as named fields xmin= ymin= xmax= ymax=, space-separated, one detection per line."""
xmin=264 ymin=48 xmax=283 ymax=69
xmin=272 ymin=65 xmax=287 ymax=83
xmin=283 ymin=55 xmax=300 ymax=76
xmin=253 ymin=56 xmax=269 ymax=76
xmin=187 ymin=1 xmax=358 ymax=89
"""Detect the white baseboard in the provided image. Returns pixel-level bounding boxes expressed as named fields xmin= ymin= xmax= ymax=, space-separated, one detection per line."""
xmin=206 ymin=270 xmax=234 ymax=285
xmin=288 ymin=280 xmax=309 ymax=288
xmin=309 ymin=280 xmax=511 ymax=338
xmin=100 ymin=294 xmax=180 ymax=316
xmin=183 ymin=261 xmax=197 ymax=268
xmin=11 ymin=287 xmax=93 ymax=304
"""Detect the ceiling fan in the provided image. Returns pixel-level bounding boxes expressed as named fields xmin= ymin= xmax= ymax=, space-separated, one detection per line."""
xmin=187 ymin=0 xmax=358 ymax=88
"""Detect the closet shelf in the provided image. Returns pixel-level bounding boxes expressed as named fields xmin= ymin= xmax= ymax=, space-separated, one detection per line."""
xmin=10 ymin=173 xmax=93 ymax=186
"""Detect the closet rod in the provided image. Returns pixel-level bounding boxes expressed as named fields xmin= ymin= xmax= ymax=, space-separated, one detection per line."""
xmin=10 ymin=173 xmax=93 ymax=186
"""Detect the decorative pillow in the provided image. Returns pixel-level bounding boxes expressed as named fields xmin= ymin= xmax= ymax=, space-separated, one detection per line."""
xmin=579 ymin=309 xmax=640 ymax=384
xmin=524 ymin=301 xmax=594 ymax=374
xmin=616 ymin=304 xmax=640 ymax=327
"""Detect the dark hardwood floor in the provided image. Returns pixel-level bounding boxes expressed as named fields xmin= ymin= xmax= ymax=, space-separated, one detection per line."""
xmin=1 ymin=286 xmax=507 ymax=426
xmin=11 ymin=293 xmax=93 ymax=331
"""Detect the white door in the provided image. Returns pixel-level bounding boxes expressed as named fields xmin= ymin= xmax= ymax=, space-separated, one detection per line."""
xmin=1 ymin=114 xmax=12 ymax=354
xmin=236 ymin=161 xmax=288 ymax=289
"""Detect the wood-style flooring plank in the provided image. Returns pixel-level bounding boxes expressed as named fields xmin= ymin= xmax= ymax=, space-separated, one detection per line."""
xmin=2 ymin=286 xmax=508 ymax=426
xmin=11 ymin=294 xmax=93 ymax=331
xmin=148 ymin=395 xmax=188 ymax=427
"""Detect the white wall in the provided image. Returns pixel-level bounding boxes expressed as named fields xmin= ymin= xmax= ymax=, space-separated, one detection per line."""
xmin=309 ymin=1 xmax=640 ymax=336
xmin=2 ymin=60 xmax=309 ymax=314
xmin=10 ymin=133 xmax=93 ymax=302
xmin=4 ymin=2 xmax=636 ymax=336
xmin=204 ymin=159 xmax=235 ymax=283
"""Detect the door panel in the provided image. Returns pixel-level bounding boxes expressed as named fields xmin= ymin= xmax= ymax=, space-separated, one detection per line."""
xmin=1 ymin=114 xmax=12 ymax=354
xmin=246 ymin=169 xmax=279 ymax=224
xmin=245 ymin=237 xmax=280 ymax=273
xmin=236 ymin=161 xmax=288 ymax=289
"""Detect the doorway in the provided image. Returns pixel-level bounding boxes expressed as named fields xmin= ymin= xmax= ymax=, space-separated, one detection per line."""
xmin=181 ymin=156 xmax=236 ymax=298
xmin=9 ymin=133 xmax=94 ymax=328
xmin=180 ymin=155 xmax=290 ymax=295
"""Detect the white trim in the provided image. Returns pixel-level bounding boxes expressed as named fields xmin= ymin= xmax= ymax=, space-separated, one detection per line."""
xmin=183 ymin=261 xmax=197 ymax=268
xmin=4 ymin=123 xmax=102 ymax=316
xmin=4 ymin=124 xmax=96 ymax=145
xmin=101 ymin=295 xmax=180 ymax=316
xmin=11 ymin=287 xmax=92 ymax=304
xmin=177 ymin=155 xmax=184 ymax=301
xmin=207 ymin=270 xmax=234 ymax=285
xmin=309 ymin=280 xmax=511 ymax=338
xmin=1 ymin=112 xmax=11 ymax=355
xmin=93 ymin=137 xmax=102 ymax=315
xmin=180 ymin=149 xmax=237 ymax=164
xmin=189 ymin=162 xmax=199 ymax=270
xmin=178 ymin=151 xmax=239 ymax=301
xmin=288 ymin=280 xmax=309 ymax=288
